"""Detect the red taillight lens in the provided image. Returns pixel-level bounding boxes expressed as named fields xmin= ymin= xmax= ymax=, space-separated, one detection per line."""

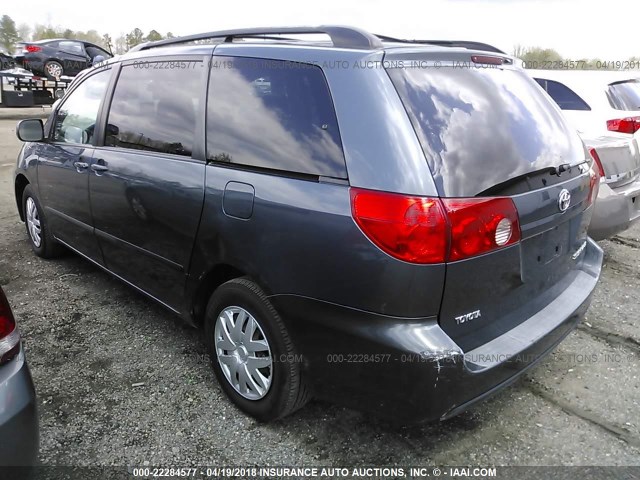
xmin=0 ymin=289 xmax=20 ymax=365
xmin=442 ymin=198 xmax=521 ymax=262
xmin=25 ymin=45 xmax=42 ymax=53
xmin=589 ymin=148 xmax=606 ymax=178
xmin=471 ymin=55 xmax=504 ymax=65
xmin=350 ymin=188 xmax=449 ymax=263
xmin=587 ymin=165 xmax=601 ymax=206
xmin=350 ymin=188 xmax=521 ymax=264
xmin=606 ymin=117 xmax=640 ymax=134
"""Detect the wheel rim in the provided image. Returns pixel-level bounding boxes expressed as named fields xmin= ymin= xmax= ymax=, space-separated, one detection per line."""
xmin=214 ymin=306 xmax=273 ymax=400
xmin=25 ymin=197 xmax=42 ymax=248
xmin=46 ymin=63 xmax=62 ymax=77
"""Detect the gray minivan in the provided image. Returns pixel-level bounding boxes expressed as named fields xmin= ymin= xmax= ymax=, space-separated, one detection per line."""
xmin=14 ymin=27 xmax=603 ymax=423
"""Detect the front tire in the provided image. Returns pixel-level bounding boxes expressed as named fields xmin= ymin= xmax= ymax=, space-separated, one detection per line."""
xmin=204 ymin=278 xmax=309 ymax=421
xmin=22 ymin=185 xmax=62 ymax=258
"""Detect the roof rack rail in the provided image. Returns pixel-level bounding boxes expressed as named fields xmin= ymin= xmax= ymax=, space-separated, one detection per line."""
xmin=376 ymin=35 xmax=506 ymax=54
xmin=130 ymin=26 xmax=384 ymax=52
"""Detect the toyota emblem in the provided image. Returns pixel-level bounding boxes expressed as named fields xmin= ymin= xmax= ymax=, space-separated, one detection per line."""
xmin=558 ymin=189 xmax=571 ymax=213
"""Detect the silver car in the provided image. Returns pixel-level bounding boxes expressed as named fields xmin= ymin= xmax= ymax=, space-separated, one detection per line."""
xmin=527 ymin=70 xmax=640 ymax=239
xmin=587 ymin=136 xmax=640 ymax=239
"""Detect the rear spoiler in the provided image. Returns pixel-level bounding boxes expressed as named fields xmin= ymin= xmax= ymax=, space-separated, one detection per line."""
xmin=375 ymin=35 xmax=506 ymax=54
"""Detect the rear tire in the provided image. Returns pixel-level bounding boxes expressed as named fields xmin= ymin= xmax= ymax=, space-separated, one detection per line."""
xmin=204 ymin=278 xmax=310 ymax=421
xmin=44 ymin=60 xmax=63 ymax=80
xmin=22 ymin=185 xmax=62 ymax=258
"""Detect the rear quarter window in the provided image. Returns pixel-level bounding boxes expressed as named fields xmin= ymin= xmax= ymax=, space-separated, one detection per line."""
xmin=206 ymin=56 xmax=347 ymax=179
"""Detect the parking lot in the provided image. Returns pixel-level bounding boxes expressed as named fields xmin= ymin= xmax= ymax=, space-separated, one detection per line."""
xmin=0 ymin=117 xmax=639 ymax=467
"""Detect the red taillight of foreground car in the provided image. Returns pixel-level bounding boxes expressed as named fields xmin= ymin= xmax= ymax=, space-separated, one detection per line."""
xmin=350 ymin=188 xmax=521 ymax=264
xmin=0 ymin=289 xmax=20 ymax=365
xmin=606 ymin=116 xmax=640 ymax=134
xmin=25 ymin=45 xmax=42 ymax=53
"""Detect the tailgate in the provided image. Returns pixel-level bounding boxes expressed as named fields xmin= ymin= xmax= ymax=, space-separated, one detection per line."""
xmin=439 ymin=174 xmax=593 ymax=351
xmin=385 ymin=53 xmax=597 ymax=351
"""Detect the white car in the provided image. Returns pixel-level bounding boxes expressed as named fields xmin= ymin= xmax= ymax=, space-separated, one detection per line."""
xmin=526 ymin=69 xmax=640 ymax=239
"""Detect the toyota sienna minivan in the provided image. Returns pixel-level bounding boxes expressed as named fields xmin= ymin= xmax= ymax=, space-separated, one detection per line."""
xmin=14 ymin=26 xmax=603 ymax=423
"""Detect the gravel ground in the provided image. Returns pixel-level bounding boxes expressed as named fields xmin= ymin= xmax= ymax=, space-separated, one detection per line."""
xmin=0 ymin=119 xmax=639 ymax=468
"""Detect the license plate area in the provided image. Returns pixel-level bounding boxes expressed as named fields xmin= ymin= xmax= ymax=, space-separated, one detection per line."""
xmin=521 ymin=220 xmax=581 ymax=284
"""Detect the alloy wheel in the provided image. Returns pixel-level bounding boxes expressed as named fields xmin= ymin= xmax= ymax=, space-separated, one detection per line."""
xmin=25 ymin=197 xmax=42 ymax=248
xmin=46 ymin=62 xmax=62 ymax=78
xmin=214 ymin=306 xmax=273 ymax=400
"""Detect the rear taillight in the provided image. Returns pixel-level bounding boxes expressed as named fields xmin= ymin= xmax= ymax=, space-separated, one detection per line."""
xmin=589 ymin=148 xmax=606 ymax=178
xmin=350 ymin=188 xmax=521 ymax=264
xmin=606 ymin=116 xmax=640 ymax=134
xmin=442 ymin=198 xmax=521 ymax=262
xmin=25 ymin=45 xmax=42 ymax=53
xmin=350 ymin=189 xmax=449 ymax=263
xmin=0 ymin=289 xmax=20 ymax=365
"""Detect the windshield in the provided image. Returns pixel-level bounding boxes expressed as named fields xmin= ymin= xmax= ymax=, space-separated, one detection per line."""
xmin=608 ymin=80 xmax=640 ymax=111
xmin=386 ymin=65 xmax=584 ymax=197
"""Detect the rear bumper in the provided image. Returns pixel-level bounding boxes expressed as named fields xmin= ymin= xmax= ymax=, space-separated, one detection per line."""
xmin=0 ymin=344 xmax=39 ymax=466
xmin=272 ymin=239 xmax=603 ymax=424
xmin=589 ymin=179 xmax=640 ymax=240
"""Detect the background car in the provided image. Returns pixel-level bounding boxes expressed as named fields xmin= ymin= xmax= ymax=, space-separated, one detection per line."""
xmin=528 ymin=69 xmax=640 ymax=239
xmin=0 ymin=285 xmax=39 ymax=467
xmin=14 ymin=39 xmax=112 ymax=79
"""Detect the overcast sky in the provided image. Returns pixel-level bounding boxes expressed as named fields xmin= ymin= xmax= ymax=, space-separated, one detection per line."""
xmin=3 ymin=0 xmax=638 ymax=59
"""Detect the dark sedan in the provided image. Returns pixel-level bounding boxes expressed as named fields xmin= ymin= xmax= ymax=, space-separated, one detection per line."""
xmin=14 ymin=39 xmax=112 ymax=78
xmin=0 ymin=285 xmax=39 ymax=467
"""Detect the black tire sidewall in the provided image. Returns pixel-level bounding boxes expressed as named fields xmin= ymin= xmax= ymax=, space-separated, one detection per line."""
xmin=205 ymin=280 xmax=299 ymax=421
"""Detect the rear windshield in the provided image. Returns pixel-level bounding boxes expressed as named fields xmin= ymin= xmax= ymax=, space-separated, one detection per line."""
xmin=608 ymin=80 xmax=640 ymax=111
xmin=387 ymin=65 xmax=583 ymax=197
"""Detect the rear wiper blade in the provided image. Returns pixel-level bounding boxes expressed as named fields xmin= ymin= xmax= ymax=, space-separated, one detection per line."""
xmin=554 ymin=159 xmax=589 ymax=176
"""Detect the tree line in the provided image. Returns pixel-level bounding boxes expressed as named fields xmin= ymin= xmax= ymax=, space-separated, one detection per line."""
xmin=1 ymin=14 xmax=639 ymax=69
xmin=0 ymin=14 xmax=174 ymax=54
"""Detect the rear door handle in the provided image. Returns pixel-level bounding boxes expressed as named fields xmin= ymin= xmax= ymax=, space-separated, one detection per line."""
xmin=73 ymin=161 xmax=89 ymax=171
xmin=91 ymin=164 xmax=109 ymax=173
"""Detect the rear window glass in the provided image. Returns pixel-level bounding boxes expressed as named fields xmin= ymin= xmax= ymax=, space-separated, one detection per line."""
xmin=607 ymin=80 xmax=640 ymax=111
xmin=534 ymin=78 xmax=591 ymax=111
xmin=387 ymin=65 xmax=583 ymax=197
xmin=207 ymin=56 xmax=346 ymax=179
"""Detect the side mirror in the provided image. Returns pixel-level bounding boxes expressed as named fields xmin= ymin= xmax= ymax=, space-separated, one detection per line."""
xmin=106 ymin=123 xmax=119 ymax=136
xmin=54 ymin=89 xmax=65 ymax=100
xmin=16 ymin=119 xmax=44 ymax=142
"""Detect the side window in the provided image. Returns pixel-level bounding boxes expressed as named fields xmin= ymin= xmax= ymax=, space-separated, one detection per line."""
xmin=207 ymin=56 xmax=347 ymax=178
xmin=535 ymin=78 xmax=591 ymax=111
xmin=52 ymin=69 xmax=110 ymax=144
xmin=86 ymin=46 xmax=110 ymax=60
xmin=105 ymin=60 xmax=204 ymax=157
xmin=58 ymin=41 xmax=84 ymax=55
